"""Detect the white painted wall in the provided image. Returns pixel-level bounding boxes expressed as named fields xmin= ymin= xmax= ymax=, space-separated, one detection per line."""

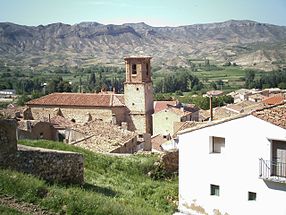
xmin=178 ymin=115 xmax=286 ymax=215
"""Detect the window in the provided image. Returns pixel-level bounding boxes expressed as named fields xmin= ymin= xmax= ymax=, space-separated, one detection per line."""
xmin=132 ymin=64 xmax=137 ymax=75
xmin=210 ymin=184 xmax=220 ymax=196
xmin=248 ymin=192 xmax=256 ymax=201
xmin=146 ymin=63 xmax=149 ymax=76
xmin=210 ymin=136 xmax=225 ymax=153
xmin=136 ymin=87 xmax=139 ymax=91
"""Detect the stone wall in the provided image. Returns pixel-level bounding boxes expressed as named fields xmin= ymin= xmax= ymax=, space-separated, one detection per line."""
xmin=18 ymin=121 xmax=58 ymax=141
xmin=30 ymin=106 xmax=126 ymax=124
xmin=0 ymin=120 xmax=17 ymax=163
xmin=161 ymin=150 xmax=179 ymax=173
xmin=111 ymin=136 xmax=138 ymax=153
xmin=0 ymin=119 xmax=84 ymax=184
xmin=15 ymin=145 xmax=84 ymax=184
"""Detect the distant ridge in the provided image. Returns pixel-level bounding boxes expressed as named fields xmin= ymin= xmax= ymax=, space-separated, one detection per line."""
xmin=0 ymin=20 xmax=286 ymax=70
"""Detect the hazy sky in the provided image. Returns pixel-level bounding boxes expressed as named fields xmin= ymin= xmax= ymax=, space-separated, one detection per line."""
xmin=0 ymin=0 xmax=285 ymax=26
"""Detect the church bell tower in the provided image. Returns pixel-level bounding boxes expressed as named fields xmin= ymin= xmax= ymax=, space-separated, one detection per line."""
xmin=124 ymin=56 xmax=154 ymax=134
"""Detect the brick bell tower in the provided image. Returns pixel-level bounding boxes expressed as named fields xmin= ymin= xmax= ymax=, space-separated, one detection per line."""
xmin=124 ymin=56 xmax=154 ymax=134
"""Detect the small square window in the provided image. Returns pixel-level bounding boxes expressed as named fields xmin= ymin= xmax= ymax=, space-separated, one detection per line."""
xmin=248 ymin=192 xmax=256 ymax=201
xmin=210 ymin=184 xmax=220 ymax=196
xmin=210 ymin=136 xmax=225 ymax=153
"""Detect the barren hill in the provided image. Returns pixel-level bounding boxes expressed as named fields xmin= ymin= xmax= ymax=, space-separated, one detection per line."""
xmin=0 ymin=20 xmax=286 ymax=70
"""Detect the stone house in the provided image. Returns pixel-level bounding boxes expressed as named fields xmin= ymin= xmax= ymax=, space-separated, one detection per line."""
xmin=178 ymin=103 xmax=286 ymax=215
xmin=26 ymin=57 xmax=154 ymax=135
xmin=17 ymin=120 xmax=58 ymax=141
xmin=152 ymin=106 xmax=192 ymax=136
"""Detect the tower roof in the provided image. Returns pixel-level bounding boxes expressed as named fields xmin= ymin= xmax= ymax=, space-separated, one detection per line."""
xmin=124 ymin=56 xmax=152 ymax=60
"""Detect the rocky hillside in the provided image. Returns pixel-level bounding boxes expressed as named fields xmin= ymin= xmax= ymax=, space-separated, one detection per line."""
xmin=0 ymin=20 xmax=286 ymax=70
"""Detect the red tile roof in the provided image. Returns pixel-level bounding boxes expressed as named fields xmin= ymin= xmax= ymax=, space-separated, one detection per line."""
xmin=154 ymin=101 xmax=178 ymax=113
xmin=252 ymin=103 xmax=286 ymax=129
xmin=26 ymin=93 xmax=125 ymax=107
xmin=262 ymin=95 xmax=285 ymax=105
xmin=151 ymin=134 xmax=169 ymax=152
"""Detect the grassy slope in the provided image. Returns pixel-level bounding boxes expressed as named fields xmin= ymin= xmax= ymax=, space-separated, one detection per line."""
xmin=0 ymin=140 xmax=178 ymax=215
xmin=0 ymin=205 xmax=27 ymax=215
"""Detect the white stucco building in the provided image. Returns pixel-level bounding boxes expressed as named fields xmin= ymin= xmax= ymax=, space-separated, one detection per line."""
xmin=178 ymin=103 xmax=286 ymax=215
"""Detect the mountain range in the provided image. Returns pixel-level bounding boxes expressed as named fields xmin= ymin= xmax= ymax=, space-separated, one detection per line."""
xmin=0 ymin=20 xmax=286 ymax=70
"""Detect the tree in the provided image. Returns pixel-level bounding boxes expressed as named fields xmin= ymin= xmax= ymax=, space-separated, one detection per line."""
xmin=245 ymin=70 xmax=256 ymax=88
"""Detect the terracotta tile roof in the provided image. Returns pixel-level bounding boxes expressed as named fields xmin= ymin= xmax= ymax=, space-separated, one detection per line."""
xmin=248 ymin=93 xmax=267 ymax=101
xmin=26 ymin=93 xmax=125 ymax=107
xmin=154 ymin=101 xmax=178 ymax=113
xmin=262 ymin=95 xmax=285 ymax=105
xmin=173 ymin=121 xmax=202 ymax=137
xmin=179 ymin=103 xmax=286 ymax=135
xmin=71 ymin=119 xmax=136 ymax=153
xmin=151 ymin=134 xmax=169 ymax=152
xmin=167 ymin=106 xmax=192 ymax=117
xmin=252 ymin=103 xmax=286 ymax=129
xmin=225 ymin=100 xmax=265 ymax=113
xmin=49 ymin=115 xmax=75 ymax=129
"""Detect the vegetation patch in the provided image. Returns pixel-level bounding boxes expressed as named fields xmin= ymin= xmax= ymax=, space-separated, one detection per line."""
xmin=0 ymin=140 xmax=178 ymax=215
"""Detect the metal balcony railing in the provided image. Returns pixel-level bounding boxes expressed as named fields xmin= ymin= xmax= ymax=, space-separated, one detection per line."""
xmin=259 ymin=158 xmax=286 ymax=183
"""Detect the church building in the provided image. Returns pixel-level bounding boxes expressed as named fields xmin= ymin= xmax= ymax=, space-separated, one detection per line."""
xmin=26 ymin=57 xmax=154 ymax=134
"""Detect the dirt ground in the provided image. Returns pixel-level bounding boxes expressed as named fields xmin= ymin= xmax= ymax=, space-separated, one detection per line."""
xmin=0 ymin=195 xmax=55 ymax=215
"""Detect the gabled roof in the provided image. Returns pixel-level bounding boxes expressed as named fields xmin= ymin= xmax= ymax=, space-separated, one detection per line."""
xmin=151 ymin=134 xmax=169 ymax=152
xmin=225 ymin=100 xmax=266 ymax=114
xmin=178 ymin=103 xmax=286 ymax=135
xmin=262 ymin=95 xmax=285 ymax=105
xmin=26 ymin=93 xmax=125 ymax=107
xmin=154 ymin=100 xmax=178 ymax=113
xmin=252 ymin=103 xmax=286 ymax=129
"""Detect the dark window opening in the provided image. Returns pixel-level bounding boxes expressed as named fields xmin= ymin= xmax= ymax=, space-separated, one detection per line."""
xmin=210 ymin=184 xmax=220 ymax=196
xmin=136 ymin=88 xmax=139 ymax=91
xmin=210 ymin=136 xmax=225 ymax=153
xmin=132 ymin=64 xmax=137 ymax=75
xmin=39 ymin=132 xmax=44 ymax=139
xmin=71 ymin=118 xmax=76 ymax=123
xmin=248 ymin=192 xmax=256 ymax=201
xmin=146 ymin=63 xmax=149 ymax=76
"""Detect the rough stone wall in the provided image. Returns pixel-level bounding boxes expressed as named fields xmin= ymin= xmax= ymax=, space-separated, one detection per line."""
xmin=111 ymin=136 xmax=138 ymax=153
xmin=128 ymin=114 xmax=147 ymax=134
xmin=0 ymin=120 xmax=17 ymax=163
xmin=161 ymin=150 xmax=179 ymax=173
xmin=30 ymin=106 xmax=114 ymax=123
xmin=30 ymin=106 xmax=127 ymax=125
xmin=124 ymin=83 xmax=154 ymax=134
xmin=111 ymin=107 xmax=128 ymax=125
xmin=15 ymin=145 xmax=84 ymax=184
xmin=18 ymin=121 xmax=58 ymax=141
xmin=0 ymin=120 xmax=84 ymax=184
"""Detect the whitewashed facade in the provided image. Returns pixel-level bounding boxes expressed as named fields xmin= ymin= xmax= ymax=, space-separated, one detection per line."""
xmin=178 ymin=115 xmax=286 ymax=215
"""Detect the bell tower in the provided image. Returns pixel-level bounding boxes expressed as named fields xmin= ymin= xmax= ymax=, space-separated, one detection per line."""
xmin=124 ymin=56 xmax=154 ymax=134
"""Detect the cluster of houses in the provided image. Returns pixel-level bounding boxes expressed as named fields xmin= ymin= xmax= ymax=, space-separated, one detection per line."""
xmin=1 ymin=57 xmax=286 ymax=214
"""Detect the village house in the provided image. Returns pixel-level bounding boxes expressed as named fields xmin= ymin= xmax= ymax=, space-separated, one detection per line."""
xmin=178 ymin=103 xmax=286 ymax=215
xmin=26 ymin=57 xmax=154 ymax=135
xmin=152 ymin=106 xmax=192 ymax=136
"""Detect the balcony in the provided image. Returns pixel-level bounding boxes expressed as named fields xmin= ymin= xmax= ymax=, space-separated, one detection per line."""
xmin=259 ymin=158 xmax=286 ymax=183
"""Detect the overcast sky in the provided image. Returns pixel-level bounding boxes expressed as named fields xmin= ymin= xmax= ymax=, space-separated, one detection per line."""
xmin=1 ymin=0 xmax=285 ymax=26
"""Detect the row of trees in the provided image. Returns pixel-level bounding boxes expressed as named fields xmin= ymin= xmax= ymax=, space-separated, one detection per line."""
xmin=245 ymin=69 xmax=286 ymax=89
xmin=154 ymin=71 xmax=204 ymax=93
